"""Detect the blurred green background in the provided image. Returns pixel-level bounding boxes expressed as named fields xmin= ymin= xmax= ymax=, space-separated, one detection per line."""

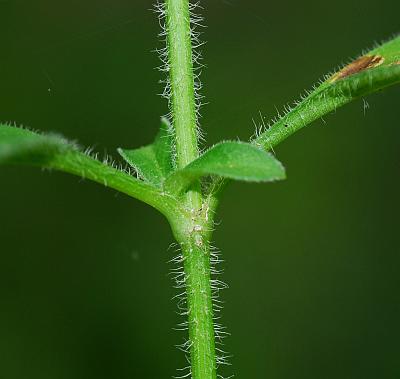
xmin=1 ymin=1 xmax=400 ymax=378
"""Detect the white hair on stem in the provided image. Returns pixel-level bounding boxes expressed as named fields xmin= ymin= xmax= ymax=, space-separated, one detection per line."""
xmin=167 ymin=240 xmax=233 ymax=378
xmin=155 ymin=1 xmax=232 ymax=377
xmin=154 ymin=0 xmax=207 ymax=159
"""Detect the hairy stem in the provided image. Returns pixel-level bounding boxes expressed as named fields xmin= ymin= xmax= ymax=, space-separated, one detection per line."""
xmin=165 ymin=0 xmax=217 ymax=378
xmin=166 ymin=0 xmax=202 ymax=206
xmin=181 ymin=229 xmax=216 ymax=379
xmin=165 ymin=0 xmax=199 ymax=169
xmin=255 ymin=65 xmax=400 ymax=150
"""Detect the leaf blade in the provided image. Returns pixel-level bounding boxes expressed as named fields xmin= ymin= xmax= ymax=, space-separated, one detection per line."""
xmin=118 ymin=117 xmax=173 ymax=186
xmin=0 ymin=125 xmax=74 ymax=164
xmin=165 ymin=141 xmax=286 ymax=194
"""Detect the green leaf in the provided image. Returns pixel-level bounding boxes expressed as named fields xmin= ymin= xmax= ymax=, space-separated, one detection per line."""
xmin=255 ymin=35 xmax=400 ymax=150
xmin=118 ymin=117 xmax=174 ymax=186
xmin=0 ymin=124 xmax=181 ymax=218
xmin=165 ymin=141 xmax=285 ymax=194
xmin=0 ymin=125 xmax=77 ymax=164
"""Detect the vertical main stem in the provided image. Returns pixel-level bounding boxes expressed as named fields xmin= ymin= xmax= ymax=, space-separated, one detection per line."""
xmin=165 ymin=0 xmax=217 ymax=378
xmin=182 ymin=233 xmax=216 ymax=379
xmin=165 ymin=0 xmax=199 ymax=170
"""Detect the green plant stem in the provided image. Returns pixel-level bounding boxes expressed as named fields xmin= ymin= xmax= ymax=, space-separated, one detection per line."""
xmin=165 ymin=0 xmax=199 ymax=169
xmin=165 ymin=0 xmax=217 ymax=378
xmin=50 ymin=151 xmax=184 ymax=221
xmin=207 ymin=63 xmax=400 ymax=215
xmin=255 ymin=65 xmax=400 ymax=151
xmin=170 ymin=205 xmax=217 ymax=379
xmin=165 ymin=0 xmax=202 ymax=208
xmin=181 ymin=231 xmax=216 ymax=379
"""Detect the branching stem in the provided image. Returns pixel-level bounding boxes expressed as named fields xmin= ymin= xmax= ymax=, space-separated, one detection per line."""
xmin=165 ymin=0 xmax=217 ymax=378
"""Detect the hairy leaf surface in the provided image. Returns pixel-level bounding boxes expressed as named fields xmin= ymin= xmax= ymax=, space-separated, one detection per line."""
xmin=118 ymin=118 xmax=174 ymax=186
xmin=165 ymin=141 xmax=285 ymax=194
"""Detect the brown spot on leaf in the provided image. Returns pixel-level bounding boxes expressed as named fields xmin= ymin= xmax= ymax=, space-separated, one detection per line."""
xmin=329 ymin=55 xmax=385 ymax=82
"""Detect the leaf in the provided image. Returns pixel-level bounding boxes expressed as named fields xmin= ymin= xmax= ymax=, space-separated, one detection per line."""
xmin=118 ymin=117 xmax=174 ymax=186
xmin=0 ymin=124 xmax=181 ymax=217
xmin=165 ymin=141 xmax=285 ymax=194
xmin=255 ymin=35 xmax=400 ymax=150
xmin=0 ymin=125 xmax=77 ymax=164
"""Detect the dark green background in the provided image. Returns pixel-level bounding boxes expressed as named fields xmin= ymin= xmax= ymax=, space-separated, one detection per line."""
xmin=1 ymin=1 xmax=400 ymax=378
